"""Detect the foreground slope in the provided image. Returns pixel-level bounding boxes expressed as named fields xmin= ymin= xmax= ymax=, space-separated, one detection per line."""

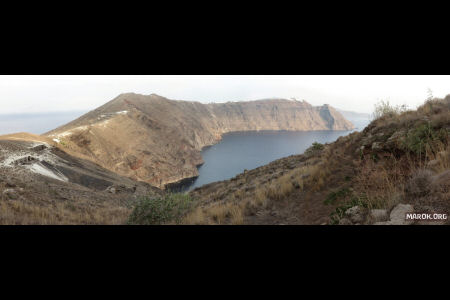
xmin=182 ymin=96 xmax=450 ymax=225
xmin=45 ymin=93 xmax=354 ymax=188
xmin=0 ymin=133 xmax=160 ymax=224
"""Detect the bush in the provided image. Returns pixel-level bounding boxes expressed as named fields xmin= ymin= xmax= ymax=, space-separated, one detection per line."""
xmin=329 ymin=195 xmax=368 ymax=225
xmin=372 ymin=100 xmax=408 ymax=120
xmin=305 ymin=142 xmax=324 ymax=156
xmin=402 ymin=122 xmax=448 ymax=157
xmin=405 ymin=169 xmax=433 ymax=198
xmin=127 ymin=193 xmax=194 ymax=225
xmin=324 ymin=187 xmax=351 ymax=205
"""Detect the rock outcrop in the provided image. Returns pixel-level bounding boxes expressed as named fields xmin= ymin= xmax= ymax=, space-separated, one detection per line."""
xmin=45 ymin=93 xmax=354 ymax=188
xmin=338 ymin=204 xmax=415 ymax=225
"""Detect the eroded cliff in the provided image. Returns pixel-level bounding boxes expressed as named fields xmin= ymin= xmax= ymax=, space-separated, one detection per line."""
xmin=45 ymin=93 xmax=354 ymax=188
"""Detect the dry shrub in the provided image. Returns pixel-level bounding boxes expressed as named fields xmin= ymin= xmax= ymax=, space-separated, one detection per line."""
xmin=297 ymin=177 xmax=304 ymax=191
xmin=405 ymin=169 xmax=450 ymax=212
xmin=417 ymin=97 xmax=450 ymax=116
xmin=353 ymin=159 xmax=404 ymax=210
xmin=233 ymin=189 xmax=246 ymax=200
xmin=183 ymin=206 xmax=207 ymax=225
xmin=309 ymin=164 xmax=329 ymax=192
xmin=229 ymin=205 xmax=244 ymax=225
xmin=438 ymin=149 xmax=450 ymax=170
xmin=207 ymin=203 xmax=230 ymax=224
xmin=266 ymin=183 xmax=279 ymax=200
xmin=254 ymin=187 xmax=268 ymax=208
xmin=279 ymin=174 xmax=294 ymax=197
xmin=405 ymin=169 xmax=434 ymax=198
xmin=372 ymin=100 xmax=408 ymax=120
xmin=426 ymin=146 xmax=450 ymax=174
xmin=195 ymin=202 xmax=245 ymax=225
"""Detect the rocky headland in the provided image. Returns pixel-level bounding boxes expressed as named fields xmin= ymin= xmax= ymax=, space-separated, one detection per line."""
xmin=45 ymin=93 xmax=354 ymax=189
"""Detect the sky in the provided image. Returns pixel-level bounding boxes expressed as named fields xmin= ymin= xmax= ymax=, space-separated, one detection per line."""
xmin=1 ymin=75 xmax=450 ymax=115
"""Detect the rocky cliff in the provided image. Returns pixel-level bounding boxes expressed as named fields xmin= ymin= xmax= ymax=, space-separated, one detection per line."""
xmin=45 ymin=93 xmax=354 ymax=188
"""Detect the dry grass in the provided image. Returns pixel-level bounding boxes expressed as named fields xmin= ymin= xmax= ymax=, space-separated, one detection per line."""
xmin=183 ymin=206 xmax=207 ymax=225
xmin=207 ymin=204 xmax=230 ymax=224
xmin=233 ymin=189 xmax=246 ymax=200
xmin=351 ymin=153 xmax=409 ymax=210
xmin=279 ymin=174 xmax=295 ymax=197
xmin=182 ymin=200 xmax=244 ymax=225
xmin=249 ymin=156 xmax=328 ymax=205
xmin=229 ymin=205 xmax=244 ymax=225
xmin=426 ymin=144 xmax=450 ymax=174
xmin=0 ymin=178 xmax=131 ymax=225
xmin=0 ymin=198 xmax=130 ymax=225
xmin=253 ymin=187 xmax=268 ymax=207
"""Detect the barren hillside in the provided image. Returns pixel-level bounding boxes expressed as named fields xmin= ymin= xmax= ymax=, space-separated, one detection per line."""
xmin=0 ymin=134 xmax=161 ymax=224
xmin=45 ymin=93 xmax=354 ymax=188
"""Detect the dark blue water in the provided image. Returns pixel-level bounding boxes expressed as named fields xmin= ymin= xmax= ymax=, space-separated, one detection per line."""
xmin=186 ymin=117 xmax=371 ymax=190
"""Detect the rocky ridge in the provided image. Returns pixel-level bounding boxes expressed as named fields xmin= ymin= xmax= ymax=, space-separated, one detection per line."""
xmin=45 ymin=93 xmax=354 ymax=188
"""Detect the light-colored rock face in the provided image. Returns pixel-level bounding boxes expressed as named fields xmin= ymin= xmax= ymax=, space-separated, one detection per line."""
xmin=370 ymin=209 xmax=389 ymax=222
xmin=389 ymin=204 xmax=414 ymax=225
xmin=45 ymin=93 xmax=354 ymax=189
xmin=373 ymin=204 xmax=415 ymax=225
xmin=345 ymin=206 xmax=367 ymax=224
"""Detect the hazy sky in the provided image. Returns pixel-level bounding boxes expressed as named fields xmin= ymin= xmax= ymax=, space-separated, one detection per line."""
xmin=1 ymin=75 xmax=449 ymax=114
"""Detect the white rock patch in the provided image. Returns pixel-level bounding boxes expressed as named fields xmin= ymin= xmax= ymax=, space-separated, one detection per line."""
xmin=0 ymin=153 xmax=30 ymax=167
xmin=0 ymin=145 xmax=65 ymax=168
xmin=28 ymin=142 xmax=50 ymax=149
xmin=50 ymin=125 xmax=89 ymax=138
xmin=97 ymin=119 xmax=111 ymax=128
xmin=27 ymin=163 xmax=68 ymax=182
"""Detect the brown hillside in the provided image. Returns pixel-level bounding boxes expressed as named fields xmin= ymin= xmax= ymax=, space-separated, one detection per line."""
xmin=0 ymin=135 xmax=161 ymax=224
xmin=45 ymin=93 xmax=354 ymax=189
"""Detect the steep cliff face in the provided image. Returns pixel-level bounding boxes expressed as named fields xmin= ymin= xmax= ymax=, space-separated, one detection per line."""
xmin=207 ymin=100 xmax=352 ymax=132
xmin=45 ymin=93 xmax=354 ymax=188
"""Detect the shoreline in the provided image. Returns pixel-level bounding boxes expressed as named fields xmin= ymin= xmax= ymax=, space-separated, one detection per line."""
xmin=164 ymin=128 xmax=358 ymax=193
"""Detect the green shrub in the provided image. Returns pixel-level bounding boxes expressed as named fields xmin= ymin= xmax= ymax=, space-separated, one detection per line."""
xmin=324 ymin=187 xmax=350 ymax=205
xmin=371 ymin=153 xmax=379 ymax=163
xmin=330 ymin=195 xmax=368 ymax=225
xmin=305 ymin=142 xmax=324 ymax=156
xmin=127 ymin=193 xmax=194 ymax=225
xmin=402 ymin=122 xmax=448 ymax=157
